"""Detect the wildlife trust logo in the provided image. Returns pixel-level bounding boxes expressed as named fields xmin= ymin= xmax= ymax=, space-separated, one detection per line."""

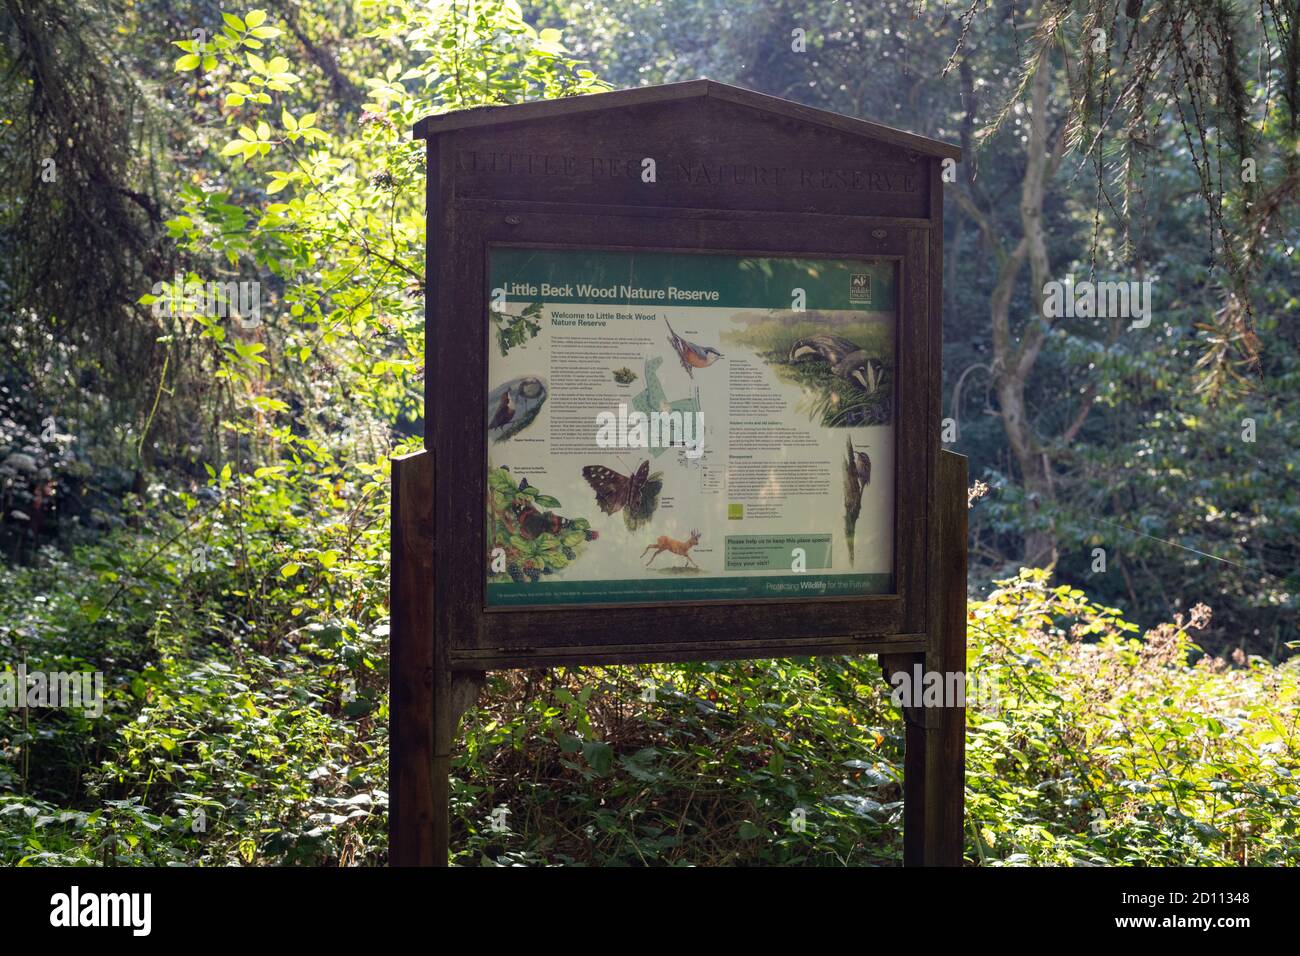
xmin=849 ymin=272 xmax=872 ymax=304
xmin=595 ymin=403 xmax=706 ymax=459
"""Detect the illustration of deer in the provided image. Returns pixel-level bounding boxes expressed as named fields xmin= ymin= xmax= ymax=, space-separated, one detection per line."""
xmin=641 ymin=529 xmax=701 ymax=568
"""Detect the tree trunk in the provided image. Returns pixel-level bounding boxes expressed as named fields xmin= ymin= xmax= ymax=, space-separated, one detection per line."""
xmin=968 ymin=44 xmax=1067 ymax=568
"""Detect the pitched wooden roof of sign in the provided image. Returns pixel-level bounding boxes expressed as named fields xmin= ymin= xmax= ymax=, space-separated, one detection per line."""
xmin=413 ymin=78 xmax=961 ymax=161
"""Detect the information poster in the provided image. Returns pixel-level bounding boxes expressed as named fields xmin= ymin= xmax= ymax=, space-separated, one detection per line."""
xmin=485 ymin=247 xmax=895 ymax=606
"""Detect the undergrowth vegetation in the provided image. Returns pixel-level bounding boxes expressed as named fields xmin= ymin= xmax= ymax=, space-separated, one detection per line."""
xmin=4 ymin=533 xmax=1295 ymax=866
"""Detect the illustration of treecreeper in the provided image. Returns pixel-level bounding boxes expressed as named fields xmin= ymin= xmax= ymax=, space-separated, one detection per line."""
xmin=842 ymin=435 xmax=872 ymax=565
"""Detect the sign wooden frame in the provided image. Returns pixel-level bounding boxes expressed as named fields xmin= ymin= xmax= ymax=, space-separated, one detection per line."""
xmin=392 ymin=80 xmax=966 ymax=866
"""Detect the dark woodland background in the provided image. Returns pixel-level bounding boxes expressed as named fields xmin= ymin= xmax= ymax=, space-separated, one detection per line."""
xmin=0 ymin=0 xmax=1296 ymax=866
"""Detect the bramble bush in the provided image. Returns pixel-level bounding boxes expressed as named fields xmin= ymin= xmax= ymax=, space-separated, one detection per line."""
xmin=4 ymin=538 xmax=1295 ymax=866
xmin=445 ymin=569 xmax=1299 ymax=866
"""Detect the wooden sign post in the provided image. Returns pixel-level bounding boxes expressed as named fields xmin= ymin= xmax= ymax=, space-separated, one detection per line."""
xmin=392 ymin=80 xmax=966 ymax=866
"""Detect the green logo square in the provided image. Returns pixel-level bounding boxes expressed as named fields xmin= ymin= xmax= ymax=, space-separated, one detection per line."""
xmin=727 ymin=503 xmax=743 ymax=520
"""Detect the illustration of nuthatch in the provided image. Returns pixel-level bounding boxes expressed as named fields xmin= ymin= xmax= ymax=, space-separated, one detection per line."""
xmin=666 ymin=318 xmax=723 ymax=377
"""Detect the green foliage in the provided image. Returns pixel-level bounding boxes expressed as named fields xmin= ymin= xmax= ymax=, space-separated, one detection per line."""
xmin=4 ymin=483 xmax=1297 ymax=865
xmin=450 ymin=661 xmax=904 ymax=865
xmin=965 ymin=571 xmax=1299 ymax=865
xmin=2 ymin=0 xmax=606 ymax=864
xmin=492 ymin=301 xmax=544 ymax=357
xmin=445 ymin=570 xmax=1300 ymax=865
xmin=1 ymin=0 xmax=1297 ymax=869
xmin=0 ymin=448 xmax=392 ymax=864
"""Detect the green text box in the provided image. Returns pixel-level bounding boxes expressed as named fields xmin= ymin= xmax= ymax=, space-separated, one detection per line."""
xmin=724 ymin=534 xmax=833 ymax=572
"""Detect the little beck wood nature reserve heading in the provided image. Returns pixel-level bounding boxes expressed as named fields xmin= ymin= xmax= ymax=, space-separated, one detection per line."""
xmin=500 ymin=281 xmax=721 ymax=302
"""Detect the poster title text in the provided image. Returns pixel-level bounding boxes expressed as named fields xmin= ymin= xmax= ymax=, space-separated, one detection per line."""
xmin=503 ymin=282 xmax=720 ymax=302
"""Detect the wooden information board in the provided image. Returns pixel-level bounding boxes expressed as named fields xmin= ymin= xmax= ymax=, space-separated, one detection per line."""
xmin=392 ymin=79 xmax=967 ymax=866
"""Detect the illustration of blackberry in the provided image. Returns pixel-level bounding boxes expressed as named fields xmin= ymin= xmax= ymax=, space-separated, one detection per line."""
xmin=488 ymin=466 xmax=594 ymax=586
xmin=584 ymin=530 xmax=598 ymax=541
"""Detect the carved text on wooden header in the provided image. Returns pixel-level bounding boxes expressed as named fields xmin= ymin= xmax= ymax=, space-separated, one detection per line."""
xmin=455 ymin=150 xmax=920 ymax=196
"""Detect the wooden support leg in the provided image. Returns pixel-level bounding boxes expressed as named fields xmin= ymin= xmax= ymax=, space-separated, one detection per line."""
xmin=390 ymin=449 xmax=487 ymax=866
xmin=926 ymin=450 xmax=968 ymax=864
xmin=390 ymin=450 xmax=439 ymax=866
xmin=430 ymin=670 xmax=485 ymax=866
xmin=880 ymin=650 xmax=929 ymax=866
xmin=881 ymin=450 xmax=968 ymax=866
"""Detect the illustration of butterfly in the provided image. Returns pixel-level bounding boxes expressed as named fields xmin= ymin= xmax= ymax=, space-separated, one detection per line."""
xmin=581 ymin=460 xmax=664 ymax=531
